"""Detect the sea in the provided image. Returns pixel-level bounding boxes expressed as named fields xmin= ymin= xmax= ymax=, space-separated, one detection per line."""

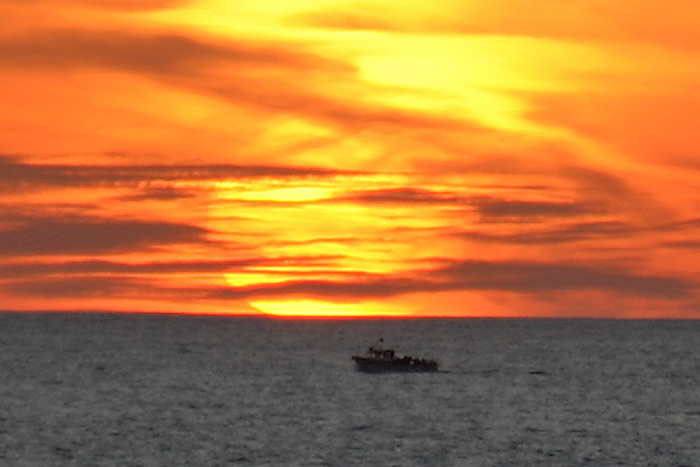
xmin=1 ymin=313 xmax=699 ymax=466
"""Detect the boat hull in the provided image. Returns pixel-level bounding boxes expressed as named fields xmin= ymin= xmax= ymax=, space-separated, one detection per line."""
xmin=352 ymin=356 xmax=438 ymax=373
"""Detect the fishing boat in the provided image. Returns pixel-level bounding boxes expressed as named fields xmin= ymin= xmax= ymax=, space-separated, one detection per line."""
xmin=351 ymin=339 xmax=439 ymax=373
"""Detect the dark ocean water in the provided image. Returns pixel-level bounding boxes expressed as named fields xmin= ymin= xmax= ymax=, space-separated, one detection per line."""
xmin=1 ymin=314 xmax=699 ymax=466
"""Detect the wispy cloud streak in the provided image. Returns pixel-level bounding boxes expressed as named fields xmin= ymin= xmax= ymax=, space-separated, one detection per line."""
xmin=0 ymin=155 xmax=349 ymax=188
xmin=0 ymin=217 xmax=213 ymax=256
xmin=210 ymin=260 xmax=692 ymax=300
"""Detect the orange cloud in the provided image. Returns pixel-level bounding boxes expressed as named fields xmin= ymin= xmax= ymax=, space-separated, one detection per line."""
xmin=3 ymin=0 xmax=186 ymax=10
xmin=298 ymin=0 xmax=700 ymax=50
xmin=1 ymin=0 xmax=700 ymax=318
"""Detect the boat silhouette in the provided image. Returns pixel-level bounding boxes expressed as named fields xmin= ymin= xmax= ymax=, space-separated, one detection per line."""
xmin=351 ymin=339 xmax=438 ymax=373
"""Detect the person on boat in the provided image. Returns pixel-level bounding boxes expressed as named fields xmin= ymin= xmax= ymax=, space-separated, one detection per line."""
xmin=368 ymin=337 xmax=385 ymax=355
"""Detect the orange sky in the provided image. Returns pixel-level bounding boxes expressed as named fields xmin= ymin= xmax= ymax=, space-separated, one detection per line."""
xmin=1 ymin=0 xmax=700 ymax=318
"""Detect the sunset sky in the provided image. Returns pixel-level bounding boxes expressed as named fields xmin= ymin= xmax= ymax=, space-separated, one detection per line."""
xmin=2 ymin=0 xmax=700 ymax=318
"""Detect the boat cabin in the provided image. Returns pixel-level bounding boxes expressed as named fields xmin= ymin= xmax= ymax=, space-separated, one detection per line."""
xmin=367 ymin=346 xmax=395 ymax=360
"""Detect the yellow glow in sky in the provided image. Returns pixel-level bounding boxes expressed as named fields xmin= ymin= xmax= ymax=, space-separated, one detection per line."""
xmin=252 ymin=299 xmax=415 ymax=317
